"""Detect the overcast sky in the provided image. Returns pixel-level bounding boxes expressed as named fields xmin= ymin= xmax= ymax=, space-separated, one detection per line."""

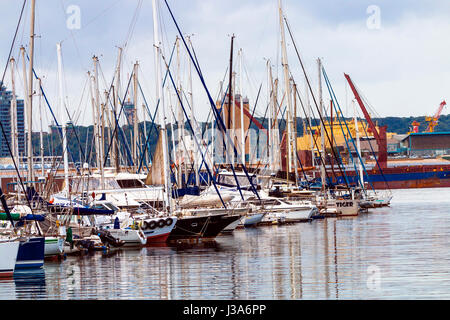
xmin=1 ymin=0 xmax=450 ymax=131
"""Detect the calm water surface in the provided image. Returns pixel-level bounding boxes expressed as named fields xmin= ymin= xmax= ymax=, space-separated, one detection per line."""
xmin=1 ymin=188 xmax=449 ymax=300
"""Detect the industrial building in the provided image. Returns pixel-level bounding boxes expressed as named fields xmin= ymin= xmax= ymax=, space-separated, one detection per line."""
xmin=401 ymin=132 xmax=450 ymax=157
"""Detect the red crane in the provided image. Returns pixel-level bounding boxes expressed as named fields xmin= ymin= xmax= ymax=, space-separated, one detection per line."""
xmin=344 ymin=73 xmax=388 ymax=169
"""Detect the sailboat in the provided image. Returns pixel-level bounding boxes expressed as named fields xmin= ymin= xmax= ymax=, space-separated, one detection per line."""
xmin=0 ymin=239 xmax=20 ymax=277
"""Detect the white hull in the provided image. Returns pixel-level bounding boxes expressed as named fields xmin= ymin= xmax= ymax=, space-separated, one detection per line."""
xmin=140 ymin=216 xmax=177 ymax=243
xmin=0 ymin=241 xmax=20 ymax=277
xmin=321 ymin=199 xmax=359 ymax=216
xmin=274 ymin=207 xmax=315 ymax=222
xmin=44 ymin=237 xmax=65 ymax=256
xmin=108 ymin=228 xmax=147 ymax=247
xmin=242 ymin=213 xmax=265 ymax=226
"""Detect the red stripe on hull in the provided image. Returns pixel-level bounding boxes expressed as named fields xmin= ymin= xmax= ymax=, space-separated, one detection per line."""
xmin=0 ymin=271 xmax=14 ymax=278
xmin=144 ymin=232 xmax=170 ymax=246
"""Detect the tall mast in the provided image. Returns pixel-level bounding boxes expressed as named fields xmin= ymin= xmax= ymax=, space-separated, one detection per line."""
xmin=27 ymin=0 xmax=36 ymax=182
xmin=186 ymin=35 xmax=199 ymax=186
xmin=133 ymin=62 xmax=139 ymax=170
xmin=152 ymin=0 xmax=172 ymax=213
xmin=88 ymin=71 xmax=99 ymax=170
xmin=113 ymin=47 xmax=122 ymax=172
xmin=293 ymin=81 xmax=299 ymax=186
xmin=317 ymin=58 xmax=326 ymax=191
xmin=279 ymin=0 xmax=294 ymax=175
xmin=142 ymin=103 xmax=149 ymax=167
xmin=38 ymin=78 xmax=44 ymax=177
xmin=273 ymin=78 xmax=280 ymax=171
xmin=239 ymin=48 xmax=245 ymax=166
xmin=231 ymin=71 xmax=236 ymax=165
xmin=56 ymin=42 xmax=69 ymax=197
xmin=93 ymin=56 xmax=104 ymax=188
xmin=267 ymin=60 xmax=273 ymax=170
xmin=175 ymin=36 xmax=185 ymax=186
xmin=226 ymin=34 xmax=234 ymax=165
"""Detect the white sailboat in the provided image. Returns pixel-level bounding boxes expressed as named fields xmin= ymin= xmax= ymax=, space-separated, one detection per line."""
xmin=0 ymin=240 xmax=20 ymax=277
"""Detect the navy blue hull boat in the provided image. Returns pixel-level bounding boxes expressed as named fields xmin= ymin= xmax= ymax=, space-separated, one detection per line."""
xmin=15 ymin=237 xmax=45 ymax=269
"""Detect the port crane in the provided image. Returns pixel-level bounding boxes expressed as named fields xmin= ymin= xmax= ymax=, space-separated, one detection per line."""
xmin=344 ymin=73 xmax=388 ymax=169
xmin=425 ymin=100 xmax=446 ymax=133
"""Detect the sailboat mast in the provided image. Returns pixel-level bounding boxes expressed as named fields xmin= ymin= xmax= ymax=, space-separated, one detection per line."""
xmin=293 ymin=82 xmax=299 ymax=186
xmin=88 ymin=71 xmax=99 ymax=170
xmin=93 ymin=56 xmax=104 ymax=188
xmin=279 ymin=0 xmax=294 ymax=175
xmin=27 ymin=0 xmax=36 ymax=182
xmin=267 ymin=60 xmax=273 ymax=171
xmin=113 ymin=47 xmax=122 ymax=172
xmin=186 ymin=35 xmax=199 ymax=186
xmin=175 ymin=37 xmax=185 ymax=186
xmin=56 ymin=42 xmax=69 ymax=197
xmin=38 ymin=78 xmax=44 ymax=177
xmin=317 ymin=58 xmax=326 ymax=190
xmin=152 ymin=0 xmax=172 ymax=213
xmin=239 ymin=48 xmax=245 ymax=166
xmin=133 ymin=62 xmax=139 ymax=170
xmin=226 ymin=35 xmax=234 ymax=166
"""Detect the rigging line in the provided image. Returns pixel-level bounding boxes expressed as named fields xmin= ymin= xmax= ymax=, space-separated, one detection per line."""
xmin=323 ymin=75 xmax=364 ymax=190
xmin=199 ymin=66 xmax=229 ymax=143
xmin=103 ymin=71 xmax=135 ymax=167
xmin=163 ymin=0 xmax=260 ymax=201
xmin=122 ymin=0 xmax=143 ymax=49
xmin=289 ymin=78 xmax=314 ymax=185
xmin=195 ymin=82 xmax=231 ymax=180
xmin=24 ymin=50 xmax=82 ymax=175
xmin=72 ymin=76 xmax=89 ymax=125
xmin=292 ymin=77 xmax=332 ymax=186
xmin=284 ymin=15 xmax=349 ymax=190
xmin=136 ymin=39 xmax=177 ymax=173
xmin=358 ymin=106 xmax=392 ymax=191
xmin=322 ymin=67 xmax=376 ymax=192
xmin=162 ymin=54 xmax=227 ymax=209
xmin=0 ymin=0 xmax=26 ymax=86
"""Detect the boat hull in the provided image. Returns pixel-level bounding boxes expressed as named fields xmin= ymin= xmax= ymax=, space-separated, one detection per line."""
xmin=44 ymin=237 xmax=65 ymax=256
xmin=16 ymin=237 xmax=45 ymax=269
xmin=167 ymin=214 xmax=241 ymax=241
xmin=275 ymin=207 xmax=315 ymax=222
xmin=334 ymin=164 xmax=450 ymax=190
xmin=222 ymin=216 xmax=244 ymax=233
xmin=242 ymin=213 xmax=265 ymax=227
xmin=107 ymin=229 xmax=147 ymax=247
xmin=0 ymin=241 xmax=20 ymax=277
xmin=141 ymin=217 xmax=177 ymax=244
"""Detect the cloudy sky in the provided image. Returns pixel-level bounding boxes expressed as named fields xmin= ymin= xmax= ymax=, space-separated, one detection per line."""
xmin=1 ymin=0 xmax=450 ymax=131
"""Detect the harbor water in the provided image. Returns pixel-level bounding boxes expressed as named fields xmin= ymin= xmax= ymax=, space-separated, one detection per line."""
xmin=1 ymin=188 xmax=449 ymax=300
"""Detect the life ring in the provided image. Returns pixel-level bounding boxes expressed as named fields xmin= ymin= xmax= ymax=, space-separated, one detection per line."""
xmin=165 ymin=218 xmax=173 ymax=226
xmin=148 ymin=221 xmax=157 ymax=229
xmin=157 ymin=219 xmax=166 ymax=228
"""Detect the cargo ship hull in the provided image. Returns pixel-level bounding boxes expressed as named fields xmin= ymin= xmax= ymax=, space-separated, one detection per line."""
xmin=333 ymin=164 xmax=450 ymax=190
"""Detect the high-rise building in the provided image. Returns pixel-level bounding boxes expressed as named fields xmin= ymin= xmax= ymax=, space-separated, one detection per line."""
xmin=0 ymin=84 xmax=25 ymax=158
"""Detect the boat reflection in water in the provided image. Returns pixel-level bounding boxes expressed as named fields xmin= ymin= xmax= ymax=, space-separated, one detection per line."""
xmin=13 ymin=269 xmax=46 ymax=299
